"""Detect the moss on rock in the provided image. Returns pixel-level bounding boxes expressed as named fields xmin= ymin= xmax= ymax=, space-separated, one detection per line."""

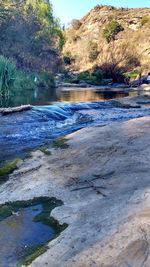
xmin=52 ymin=137 xmax=69 ymax=149
xmin=0 ymin=159 xmax=19 ymax=183
xmin=39 ymin=147 xmax=52 ymax=156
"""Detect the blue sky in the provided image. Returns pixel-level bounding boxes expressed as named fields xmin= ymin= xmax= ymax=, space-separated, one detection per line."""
xmin=51 ymin=0 xmax=150 ymax=25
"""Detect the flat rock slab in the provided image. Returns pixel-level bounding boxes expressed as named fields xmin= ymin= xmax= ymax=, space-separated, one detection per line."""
xmin=113 ymin=94 xmax=150 ymax=108
xmin=1 ymin=116 xmax=150 ymax=266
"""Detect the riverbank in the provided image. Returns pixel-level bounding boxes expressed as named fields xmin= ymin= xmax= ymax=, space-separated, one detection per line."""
xmin=1 ymin=111 xmax=150 ymax=266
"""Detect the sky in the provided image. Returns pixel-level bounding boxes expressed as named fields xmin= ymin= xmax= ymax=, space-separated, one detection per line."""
xmin=51 ymin=0 xmax=150 ymax=25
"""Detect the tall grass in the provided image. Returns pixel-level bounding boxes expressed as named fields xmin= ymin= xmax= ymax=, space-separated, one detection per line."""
xmin=0 ymin=56 xmax=16 ymax=97
xmin=0 ymin=55 xmax=55 ymax=105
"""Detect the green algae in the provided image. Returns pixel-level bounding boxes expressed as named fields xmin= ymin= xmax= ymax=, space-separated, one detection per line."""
xmin=17 ymin=243 xmax=49 ymax=267
xmin=39 ymin=146 xmax=52 ymax=155
xmin=0 ymin=159 xmax=19 ymax=184
xmin=52 ymin=137 xmax=69 ymax=149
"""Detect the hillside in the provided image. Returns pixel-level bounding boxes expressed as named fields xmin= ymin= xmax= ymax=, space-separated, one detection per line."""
xmin=64 ymin=5 xmax=150 ymax=76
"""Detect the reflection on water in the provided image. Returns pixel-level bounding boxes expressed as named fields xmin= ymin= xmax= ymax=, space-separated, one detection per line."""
xmin=58 ymin=88 xmax=139 ymax=102
xmin=0 ymin=86 xmax=144 ymax=108
xmin=0 ymin=87 xmax=57 ymax=108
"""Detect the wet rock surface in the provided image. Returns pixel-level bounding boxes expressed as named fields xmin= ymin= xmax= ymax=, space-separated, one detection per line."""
xmin=1 ymin=113 xmax=150 ymax=266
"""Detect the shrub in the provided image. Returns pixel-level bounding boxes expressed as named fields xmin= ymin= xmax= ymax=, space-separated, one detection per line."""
xmin=14 ymin=71 xmax=55 ymax=92
xmin=66 ymin=28 xmax=80 ymax=43
xmin=0 ymin=56 xmax=16 ymax=97
xmin=92 ymin=66 xmax=103 ymax=83
xmin=103 ymin=20 xmax=124 ymax=43
xmin=38 ymin=72 xmax=55 ymax=89
xmin=100 ymin=63 xmax=125 ymax=82
xmin=14 ymin=71 xmax=37 ymax=92
xmin=63 ymin=52 xmax=75 ymax=65
xmin=88 ymin=41 xmax=99 ymax=62
xmin=63 ymin=56 xmax=72 ymax=65
xmin=71 ymin=19 xmax=82 ymax=30
xmin=99 ymin=42 xmax=140 ymax=82
xmin=0 ymin=55 xmax=55 ymax=101
xmin=77 ymin=69 xmax=103 ymax=85
xmin=124 ymin=70 xmax=139 ymax=79
xmin=140 ymin=16 xmax=149 ymax=27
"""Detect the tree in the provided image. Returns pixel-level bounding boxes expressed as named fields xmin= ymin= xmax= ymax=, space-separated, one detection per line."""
xmin=99 ymin=42 xmax=140 ymax=82
xmin=0 ymin=0 xmax=64 ymax=72
xmin=0 ymin=0 xmax=23 ymax=21
xmin=103 ymin=20 xmax=124 ymax=43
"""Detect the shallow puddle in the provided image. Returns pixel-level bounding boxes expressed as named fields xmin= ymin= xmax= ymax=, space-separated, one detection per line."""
xmin=0 ymin=197 xmax=66 ymax=267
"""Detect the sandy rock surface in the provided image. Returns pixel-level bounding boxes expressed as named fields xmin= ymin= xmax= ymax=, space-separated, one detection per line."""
xmin=1 ymin=116 xmax=150 ymax=266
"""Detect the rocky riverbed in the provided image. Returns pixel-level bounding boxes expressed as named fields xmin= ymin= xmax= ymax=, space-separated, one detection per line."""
xmin=1 ymin=93 xmax=150 ymax=162
xmin=1 ymin=98 xmax=150 ymax=266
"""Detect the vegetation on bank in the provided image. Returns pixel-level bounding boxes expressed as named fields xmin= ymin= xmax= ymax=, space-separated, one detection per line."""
xmin=0 ymin=56 xmax=55 ymax=98
xmin=0 ymin=1 xmax=65 ymax=102
xmin=103 ymin=20 xmax=124 ymax=43
xmin=0 ymin=0 xmax=65 ymax=72
xmin=77 ymin=68 xmax=103 ymax=84
xmin=64 ymin=40 xmax=141 ymax=83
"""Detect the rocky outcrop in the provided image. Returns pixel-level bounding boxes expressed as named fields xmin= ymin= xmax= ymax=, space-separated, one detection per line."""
xmin=64 ymin=5 xmax=150 ymax=73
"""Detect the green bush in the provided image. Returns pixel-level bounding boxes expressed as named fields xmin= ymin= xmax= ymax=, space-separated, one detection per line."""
xmin=38 ymin=72 xmax=55 ymax=89
xmin=0 ymin=56 xmax=16 ymax=97
xmin=0 ymin=56 xmax=55 ymax=100
xmin=124 ymin=70 xmax=139 ymax=79
xmin=14 ymin=71 xmax=37 ymax=91
xmin=103 ymin=20 xmax=124 ymax=43
xmin=77 ymin=69 xmax=103 ymax=85
xmin=77 ymin=71 xmax=90 ymax=80
xmin=0 ymin=0 xmax=63 ymax=72
xmin=15 ymin=70 xmax=55 ymax=92
xmin=92 ymin=66 xmax=103 ymax=83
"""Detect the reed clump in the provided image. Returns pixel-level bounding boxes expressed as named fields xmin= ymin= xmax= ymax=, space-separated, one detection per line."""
xmin=0 ymin=56 xmax=16 ymax=97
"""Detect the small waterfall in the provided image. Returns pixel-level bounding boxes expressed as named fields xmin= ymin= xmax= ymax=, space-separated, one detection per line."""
xmin=0 ymin=101 xmax=150 ymax=161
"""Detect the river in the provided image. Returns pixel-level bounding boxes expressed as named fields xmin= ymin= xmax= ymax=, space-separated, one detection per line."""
xmin=0 ymin=86 xmax=150 ymax=162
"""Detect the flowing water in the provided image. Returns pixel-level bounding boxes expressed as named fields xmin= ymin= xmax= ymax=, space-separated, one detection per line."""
xmin=0 ymin=86 xmax=150 ymax=162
